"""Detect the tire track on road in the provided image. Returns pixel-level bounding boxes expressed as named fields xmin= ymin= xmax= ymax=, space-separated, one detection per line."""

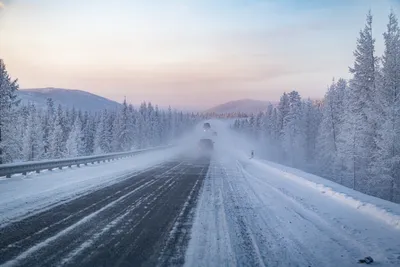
xmin=1 ymin=157 xmax=211 ymax=267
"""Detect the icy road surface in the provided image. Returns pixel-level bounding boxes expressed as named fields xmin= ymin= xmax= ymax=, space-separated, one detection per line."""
xmin=185 ymin=151 xmax=400 ymax=267
xmin=0 ymin=147 xmax=185 ymax=227
xmin=1 ymin=124 xmax=400 ymax=266
xmin=0 ymin=156 xmax=210 ymax=267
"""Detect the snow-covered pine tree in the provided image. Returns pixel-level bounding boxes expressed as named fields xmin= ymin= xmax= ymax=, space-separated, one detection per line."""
xmin=43 ymin=98 xmax=55 ymax=158
xmin=167 ymin=106 xmax=175 ymax=141
xmin=316 ymin=79 xmax=347 ymax=181
xmin=49 ymin=106 xmax=67 ymax=159
xmin=277 ymin=93 xmax=290 ymax=135
xmin=22 ymin=104 xmax=45 ymax=161
xmin=344 ymin=11 xmax=379 ymax=192
xmin=0 ymin=59 xmax=20 ymax=164
xmin=282 ymin=91 xmax=305 ymax=167
xmin=153 ymin=105 xmax=163 ymax=146
xmin=263 ymin=104 xmax=274 ymax=143
xmin=254 ymin=111 xmax=264 ymax=141
xmin=248 ymin=114 xmax=255 ymax=137
xmin=82 ymin=111 xmax=96 ymax=155
xmin=66 ymin=116 xmax=85 ymax=157
xmin=116 ymin=99 xmax=131 ymax=151
xmin=370 ymin=11 xmax=400 ymax=201
xmin=303 ymin=98 xmax=321 ymax=170
xmin=146 ymin=102 xmax=156 ymax=146
xmin=95 ymin=110 xmax=113 ymax=154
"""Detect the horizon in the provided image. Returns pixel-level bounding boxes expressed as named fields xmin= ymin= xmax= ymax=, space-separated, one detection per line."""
xmin=20 ymin=87 xmax=283 ymax=111
xmin=1 ymin=0 xmax=400 ymax=108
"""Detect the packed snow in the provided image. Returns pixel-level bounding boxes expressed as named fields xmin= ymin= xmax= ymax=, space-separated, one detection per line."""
xmin=185 ymin=121 xmax=400 ymax=267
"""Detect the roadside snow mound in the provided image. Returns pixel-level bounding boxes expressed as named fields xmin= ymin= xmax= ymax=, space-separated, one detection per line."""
xmin=253 ymin=160 xmax=400 ymax=230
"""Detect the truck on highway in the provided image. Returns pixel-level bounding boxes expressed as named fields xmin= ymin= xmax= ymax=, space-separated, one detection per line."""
xmin=198 ymin=138 xmax=214 ymax=154
xmin=203 ymin=122 xmax=211 ymax=131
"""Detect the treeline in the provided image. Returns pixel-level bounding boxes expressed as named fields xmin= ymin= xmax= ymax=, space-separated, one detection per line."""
xmin=203 ymin=112 xmax=250 ymax=119
xmin=233 ymin=11 xmax=400 ymax=203
xmin=0 ymin=60 xmax=199 ymax=163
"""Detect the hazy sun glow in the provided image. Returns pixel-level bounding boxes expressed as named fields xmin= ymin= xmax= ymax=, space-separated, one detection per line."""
xmin=1 ymin=0 xmax=399 ymax=109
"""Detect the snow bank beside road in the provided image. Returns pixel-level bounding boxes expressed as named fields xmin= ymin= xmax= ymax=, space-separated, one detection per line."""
xmin=249 ymin=159 xmax=400 ymax=229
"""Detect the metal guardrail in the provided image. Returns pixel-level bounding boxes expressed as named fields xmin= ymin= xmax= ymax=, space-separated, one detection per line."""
xmin=0 ymin=146 xmax=172 ymax=178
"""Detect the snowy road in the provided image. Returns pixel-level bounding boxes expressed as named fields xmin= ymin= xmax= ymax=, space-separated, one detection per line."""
xmin=0 ymin=156 xmax=210 ymax=267
xmin=1 ymin=137 xmax=400 ymax=267
xmin=185 ymin=152 xmax=400 ymax=267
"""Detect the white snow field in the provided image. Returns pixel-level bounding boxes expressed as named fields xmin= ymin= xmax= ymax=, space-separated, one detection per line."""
xmin=0 ymin=146 xmax=185 ymax=227
xmin=185 ymin=121 xmax=400 ymax=267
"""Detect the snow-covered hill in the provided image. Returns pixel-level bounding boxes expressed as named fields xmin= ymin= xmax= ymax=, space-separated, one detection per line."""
xmin=205 ymin=99 xmax=274 ymax=114
xmin=18 ymin=88 xmax=121 ymax=112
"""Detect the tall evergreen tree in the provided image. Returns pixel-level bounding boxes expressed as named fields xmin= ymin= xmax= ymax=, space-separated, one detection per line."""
xmin=66 ymin=116 xmax=85 ymax=157
xmin=282 ymin=91 xmax=305 ymax=167
xmin=22 ymin=104 xmax=44 ymax=161
xmin=0 ymin=59 xmax=20 ymax=164
xmin=344 ymin=11 xmax=379 ymax=191
xmin=371 ymin=11 xmax=400 ymax=201
xmin=49 ymin=108 xmax=66 ymax=159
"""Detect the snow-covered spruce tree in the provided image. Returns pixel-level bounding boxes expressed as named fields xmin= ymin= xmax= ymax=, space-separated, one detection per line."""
xmin=94 ymin=109 xmax=113 ymax=154
xmin=22 ymin=104 xmax=45 ymax=161
xmin=254 ymin=111 xmax=264 ymax=141
xmin=0 ymin=59 xmax=20 ymax=164
xmin=152 ymin=105 xmax=163 ymax=146
xmin=316 ymin=79 xmax=347 ymax=182
xmin=342 ymin=11 xmax=379 ymax=192
xmin=277 ymin=92 xmax=290 ymax=135
xmin=113 ymin=99 xmax=131 ymax=151
xmin=135 ymin=109 xmax=145 ymax=149
xmin=282 ymin=91 xmax=306 ymax=167
xmin=49 ymin=105 xmax=67 ymax=159
xmin=126 ymin=104 xmax=136 ymax=149
xmin=146 ymin=102 xmax=156 ymax=146
xmin=82 ymin=111 xmax=95 ymax=156
xmin=66 ymin=116 xmax=85 ymax=157
xmin=275 ymin=93 xmax=291 ymax=161
xmin=269 ymin=107 xmax=280 ymax=160
xmin=263 ymin=104 xmax=274 ymax=145
xmin=42 ymin=98 xmax=55 ymax=158
xmin=248 ymin=114 xmax=255 ymax=137
xmin=303 ymin=98 xmax=322 ymax=170
xmin=370 ymin=11 xmax=400 ymax=201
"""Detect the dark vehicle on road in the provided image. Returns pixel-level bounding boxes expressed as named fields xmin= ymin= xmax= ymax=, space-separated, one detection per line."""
xmin=203 ymin=122 xmax=211 ymax=130
xmin=198 ymin=138 xmax=214 ymax=153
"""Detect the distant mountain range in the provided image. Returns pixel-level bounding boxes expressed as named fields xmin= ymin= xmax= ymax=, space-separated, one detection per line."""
xmin=18 ymin=88 xmax=121 ymax=112
xmin=18 ymin=88 xmax=276 ymax=114
xmin=205 ymin=99 xmax=275 ymax=114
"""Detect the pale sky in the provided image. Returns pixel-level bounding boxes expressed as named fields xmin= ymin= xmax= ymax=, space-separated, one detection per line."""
xmin=0 ymin=0 xmax=399 ymax=109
